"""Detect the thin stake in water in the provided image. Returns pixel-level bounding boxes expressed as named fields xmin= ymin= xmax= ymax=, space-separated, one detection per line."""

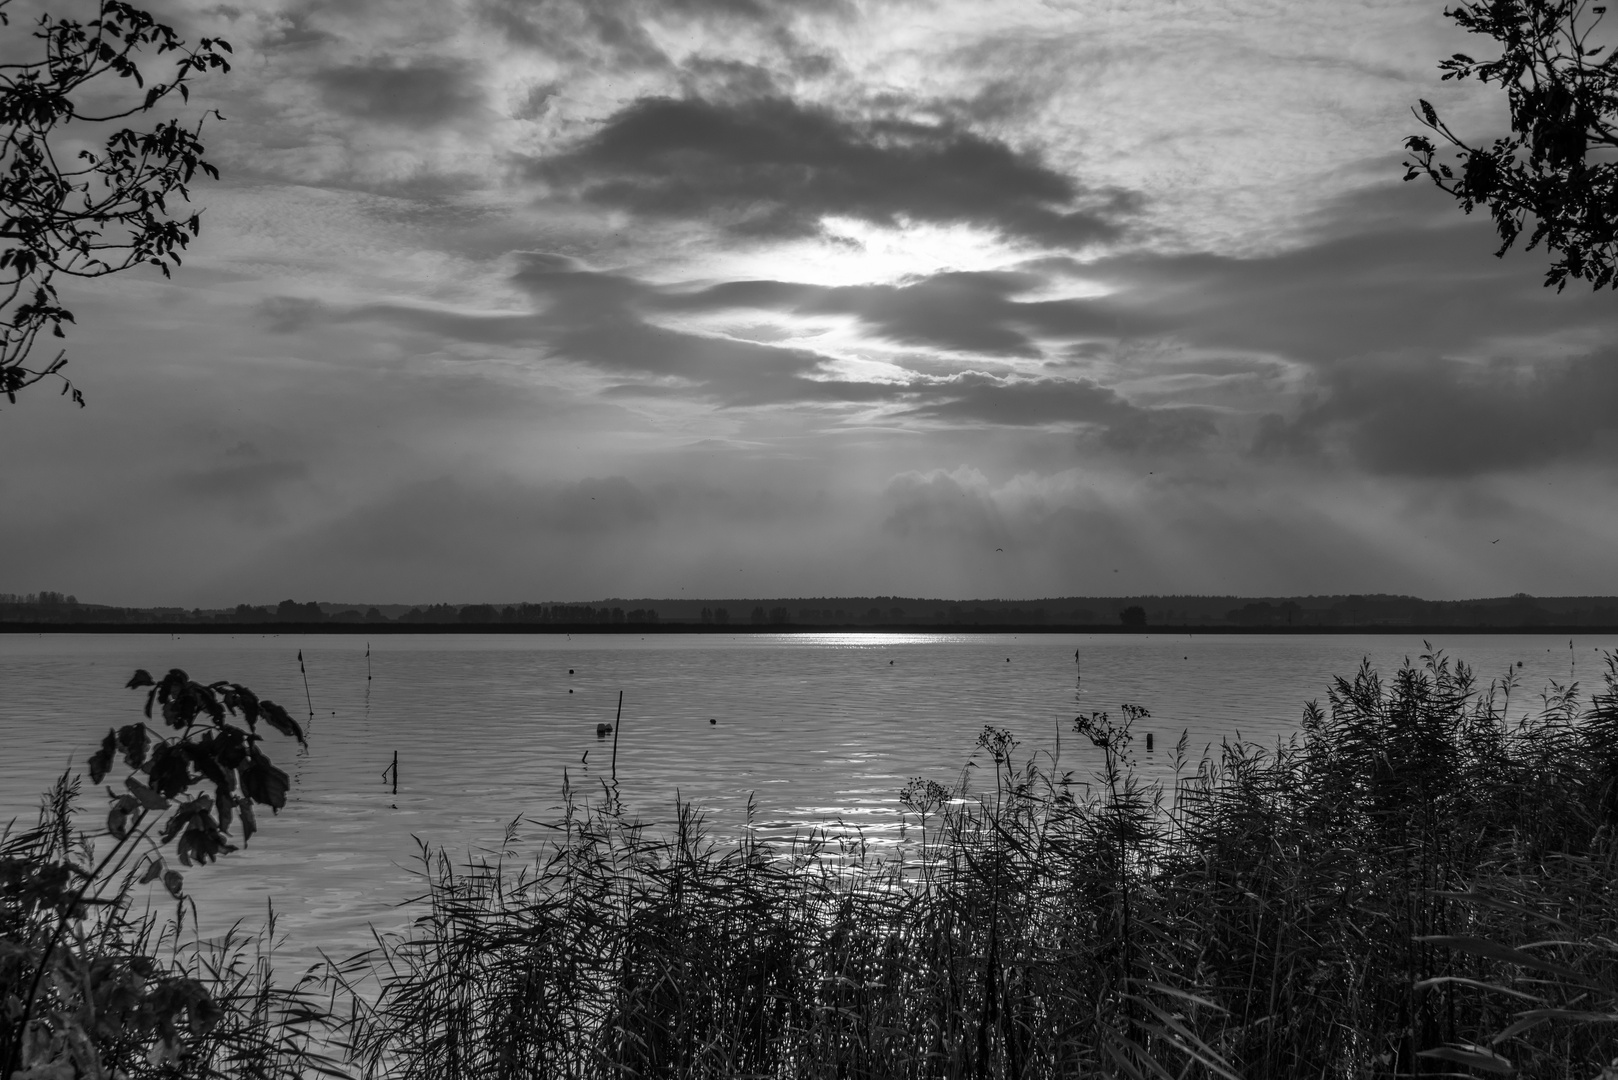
xmin=298 ymin=649 xmax=314 ymax=728
xmin=611 ymin=691 xmax=624 ymax=780
xmin=382 ymin=751 xmax=397 ymax=795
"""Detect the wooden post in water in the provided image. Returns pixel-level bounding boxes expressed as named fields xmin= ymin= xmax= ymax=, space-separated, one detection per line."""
xmin=611 ymin=691 xmax=624 ymax=780
xmin=298 ymin=649 xmax=314 ymax=728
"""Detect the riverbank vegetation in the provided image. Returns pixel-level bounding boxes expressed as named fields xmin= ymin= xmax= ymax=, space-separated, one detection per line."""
xmin=337 ymin=648 xmax=1618 ymax=1079
xmin=7 ymin=650 xmax=1618 ymax=1077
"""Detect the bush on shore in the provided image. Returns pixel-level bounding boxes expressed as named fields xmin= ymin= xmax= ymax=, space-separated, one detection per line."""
xmin=0 ymin=671 xmax=339 ymax=1080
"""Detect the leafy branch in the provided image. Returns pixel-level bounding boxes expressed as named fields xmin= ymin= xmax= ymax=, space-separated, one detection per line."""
xmin=1 ymin=668 xmax=305 ymax=1080
xmin=0 ymin=0 xmax=231 ymax=408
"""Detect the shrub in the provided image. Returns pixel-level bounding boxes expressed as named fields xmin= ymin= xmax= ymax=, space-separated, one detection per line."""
xmin=0 ymin=669 xmax=340 ymax=1079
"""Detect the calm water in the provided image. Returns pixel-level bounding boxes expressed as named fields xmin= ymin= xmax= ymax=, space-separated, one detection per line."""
xmin=3 ymin=631 xmax=1611 ymax=964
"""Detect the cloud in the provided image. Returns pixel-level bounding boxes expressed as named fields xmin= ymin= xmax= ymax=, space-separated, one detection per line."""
xmin=660 ymin=269 xmax=1133 ymax=357
xmin=474 ymin=0 xmax=848 ymax=73
xmin=1258 ymin=352 xmax=1618 ymax=477
xmin=304 ymin=256 xmax=1206 ymax=442
xmin=313 ymin=60 xmax=485 ymax=125
xmin=881 ymin=467 xmax=1008 ymax=546
xmin=531 ymin=95 xmax=1139 ymax=244
xmin=1086 ymin=178 xmax=1618 ymax=368
xmin=902 ymin=372 xmax=1122 ymax=425
xmin=177 ymin=459 xmax=310 ymax=499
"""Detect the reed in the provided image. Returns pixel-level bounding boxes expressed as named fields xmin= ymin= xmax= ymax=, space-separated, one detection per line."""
xmin=336 ymin=649 xmax=1618 ymax=1080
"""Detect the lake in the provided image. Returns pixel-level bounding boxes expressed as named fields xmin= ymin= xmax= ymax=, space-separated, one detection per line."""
xmin=3 ymin=630 xmax=1611 ymax=965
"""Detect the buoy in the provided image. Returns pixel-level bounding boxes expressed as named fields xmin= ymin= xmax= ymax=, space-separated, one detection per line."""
xmin=596 ymin=723 xmax=613 ymax=737
xmin=1146 ymin=733 xmax=1154 ymax=751
xmin=709 ymin=718 xmax=717 ymax=725
xmin=569 ymin=669 xmax=575 ymax=674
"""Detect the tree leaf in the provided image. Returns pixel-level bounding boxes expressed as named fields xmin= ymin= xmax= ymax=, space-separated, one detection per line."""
xmin=238 ymin=797 xmax=256 ymax=844
xmin=107 ymin=801 xmax=131 ymax=841
xmin=145 ymin=742 xmax=191 ymax=798
xmin=258 ymin=699 xmax=305 ymax=746
xmin=240 ymin=749 xmax=289 ymax=812
xmin=116 ymin=722 xmax=148 ymax=768
xmin=125 ymin=774 xmax=168 ymax=811
xmin=88 ymin=729 xmax=116 ymax=784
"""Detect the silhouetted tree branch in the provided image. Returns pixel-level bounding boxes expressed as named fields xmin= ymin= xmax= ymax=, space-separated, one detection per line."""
xmin=1406 ymin=0 xmax=1618 ymax=290
xmin=0 ymin=0 xmax=230 ymax=408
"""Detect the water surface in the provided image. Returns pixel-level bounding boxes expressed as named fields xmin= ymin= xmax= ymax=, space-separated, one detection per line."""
xmin=3 ymin=631 xmax=1608 ymax=963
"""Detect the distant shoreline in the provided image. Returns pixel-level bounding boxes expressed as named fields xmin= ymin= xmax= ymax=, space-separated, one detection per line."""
xmin=6 ymin=622 xmax=1618 ymax=635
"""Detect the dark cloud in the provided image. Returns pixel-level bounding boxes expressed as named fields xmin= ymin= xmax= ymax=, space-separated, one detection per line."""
xmin=1257 ymin=352 xmax=1618 ymax=477
xmin=258 ymin=296 xmax=326 ymax=334
xmin=313 ymin=255 xmax=1194 ymax=443
xmin=1087 ymin=179 xmax=1618 ymax=367
xmin=881 ymin=469 xmax=1008 ymax=546
xmin=313 ymin=61 xmax=484 ymax=125
xmin=532 ymin=95 xmax=1138 ymax=244
xmin=551 ymin=475 xmax=658 ymax=532
xmin=1099 ymin=409 xmax=1220 ymax=453
xmin=176 ymin=459 xmax=309 ymax=499
xmin=896 ymin=371 xmax=1217 ymax=451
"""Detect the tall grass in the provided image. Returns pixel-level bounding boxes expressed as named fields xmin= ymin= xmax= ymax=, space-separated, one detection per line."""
xmin=337 ymin=648 xmax=1618 ymax=1079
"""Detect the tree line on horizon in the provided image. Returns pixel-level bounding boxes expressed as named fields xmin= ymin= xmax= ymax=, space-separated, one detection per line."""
xmin=9 ymin=591 xmax=1618 ymax=628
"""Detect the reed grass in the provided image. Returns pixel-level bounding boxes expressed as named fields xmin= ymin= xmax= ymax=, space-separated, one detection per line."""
xmin=336 ymin=648 xmax=1618 ymax=1079
xmin=14 ymin=648 xmax=1618 ymax=1078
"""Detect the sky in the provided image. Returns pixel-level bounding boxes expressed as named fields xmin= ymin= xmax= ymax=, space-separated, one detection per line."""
xmin=4 ymin=0 xmax=1618 ymax=607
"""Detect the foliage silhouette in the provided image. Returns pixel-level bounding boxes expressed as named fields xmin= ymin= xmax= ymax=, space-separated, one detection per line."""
xmin=0 ymin=668 xmax=322 ymax=1080
xmin=0 ymin=0 xmax=230 ymax=408
xmin=1406 ymin=0 xmax=1618 ymax=290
